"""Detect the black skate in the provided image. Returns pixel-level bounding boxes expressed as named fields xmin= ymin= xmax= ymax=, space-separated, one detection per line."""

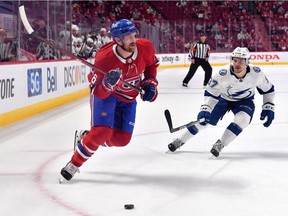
xmin=168 ymin=138 xmax=185 ymax=152
xmin=210 ymin=139 xmax=224 ymax=157
xmin=60 ymin=161 xmax=79 ymax=181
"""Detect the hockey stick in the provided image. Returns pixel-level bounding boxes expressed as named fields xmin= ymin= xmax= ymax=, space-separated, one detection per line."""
xmin=18 ymin=5 xmax=144 ymax=94
xmin=164 ymin=109 xmax=203 ymax=133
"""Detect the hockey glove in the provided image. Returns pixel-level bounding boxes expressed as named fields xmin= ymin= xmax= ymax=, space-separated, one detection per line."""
xmin=197 ymin=105 xmax=212 ymax=125
xmin=102 ymin=69 xmax=123 ymax=92
xmin=140 ymin=78 xmax=158 ymax=102
xmin=260 ymin=102 xmax=275 ymax=127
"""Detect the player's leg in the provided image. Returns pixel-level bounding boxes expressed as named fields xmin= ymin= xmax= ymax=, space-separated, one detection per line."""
xmin=168 ymin=99 xmax=228 ymax=152
xmin=210 ymin=99 xmax=255 ymax=157
xmin=106 ymin=99 xmax=137 ymax=147
xmin=60 ymin=95 xmax=117 ymax=181
xmin=168 ymin=123 xmax=208 ymax=152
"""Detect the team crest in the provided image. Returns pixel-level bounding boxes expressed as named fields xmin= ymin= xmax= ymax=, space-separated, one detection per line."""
xmin=120 ymin=75 xmax=141 ymax=92
xmin=219 ymin=69 xmax=227 ymax=76
xmin=253 ymin=66 xmax=261 ymax=73
xmin=227 ymin=87 xmax=252 ymax=100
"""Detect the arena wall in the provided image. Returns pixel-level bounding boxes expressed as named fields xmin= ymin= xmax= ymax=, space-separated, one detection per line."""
xmin=1 ymin=51 xmax=287 ymax=126
xmin=157 ymin=52 xmax=288 ymax=68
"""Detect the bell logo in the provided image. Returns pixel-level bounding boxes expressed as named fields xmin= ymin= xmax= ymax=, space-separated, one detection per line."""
xmin=47 ymin=67 xmax=57 ymax=93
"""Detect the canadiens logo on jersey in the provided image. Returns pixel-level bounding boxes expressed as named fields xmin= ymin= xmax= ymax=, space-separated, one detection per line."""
xmin=118 ymin=75 xmax=141 ymax=92
xmin=116 ymin=61 xmax=142 ymax=93
xmin=226 ymin=86 xmax=253 ymax=100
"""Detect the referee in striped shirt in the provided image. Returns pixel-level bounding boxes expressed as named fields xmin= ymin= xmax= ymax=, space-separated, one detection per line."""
xmin=182 ymin=32 xmax=212 ymax=88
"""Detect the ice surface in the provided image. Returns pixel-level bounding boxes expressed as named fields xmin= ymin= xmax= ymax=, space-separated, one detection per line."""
xmin=1 ymin=65 xmax=288 ymax=216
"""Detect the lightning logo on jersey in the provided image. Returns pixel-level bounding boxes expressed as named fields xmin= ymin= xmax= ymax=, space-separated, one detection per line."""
xmin=227 ymin=86 xmax=253 ymax=100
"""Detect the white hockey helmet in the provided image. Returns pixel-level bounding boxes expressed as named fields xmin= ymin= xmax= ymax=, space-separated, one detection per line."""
xmin=231 ymin=47 xmax=250 ymax=62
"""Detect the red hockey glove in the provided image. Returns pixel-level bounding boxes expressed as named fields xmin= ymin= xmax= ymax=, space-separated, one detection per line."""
xmin=102 ymin=69 xmax=123 ymax=92
xmin=140 ymin=78 xmax=158 ymax=102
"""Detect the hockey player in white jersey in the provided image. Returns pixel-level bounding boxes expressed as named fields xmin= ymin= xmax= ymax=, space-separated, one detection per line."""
xmin=168 ymin=47 xmax=275 ymax=157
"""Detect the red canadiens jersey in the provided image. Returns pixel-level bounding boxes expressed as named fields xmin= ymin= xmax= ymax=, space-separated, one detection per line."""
xmin=89 ymin=38 xmax=159 ymax=102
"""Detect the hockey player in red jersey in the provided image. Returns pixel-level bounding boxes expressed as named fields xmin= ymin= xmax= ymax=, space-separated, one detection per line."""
xmin=60 ymin=19 xmax=159 ymax=181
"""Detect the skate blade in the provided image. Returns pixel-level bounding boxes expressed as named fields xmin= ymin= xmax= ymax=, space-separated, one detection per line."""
xmin=59 ymin=177 xmax=68 ymax=184
xmin=208 ymin=154 xmax=218 ymax=159
xmin=166 ymin=150 xmax=174 ymax=154
xmin=73 ymin=130 xmax=78 ymax=152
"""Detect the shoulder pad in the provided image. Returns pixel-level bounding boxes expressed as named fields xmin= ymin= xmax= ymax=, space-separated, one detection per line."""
xmin=253 ymin=66 xmax=261 ymax=73
xmin=219 ymin=68 xmax=227 ymax=76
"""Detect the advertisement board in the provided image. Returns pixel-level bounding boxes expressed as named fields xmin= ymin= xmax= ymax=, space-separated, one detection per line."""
xmin=0 ymin=60 xmax=90 ymax=126
xmin=156 ymin=52 xmax=288 ymax=68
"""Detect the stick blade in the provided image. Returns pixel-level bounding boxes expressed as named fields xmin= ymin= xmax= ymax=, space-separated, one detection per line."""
xmin=164 ymin=109 xmax=173 ymax=133
xmin=19 ymin=5 xmax=34 ymax=34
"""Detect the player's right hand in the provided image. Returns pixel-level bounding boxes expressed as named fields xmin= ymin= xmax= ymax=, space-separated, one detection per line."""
xmin=102 ymin=69 xmax=123 ymax=92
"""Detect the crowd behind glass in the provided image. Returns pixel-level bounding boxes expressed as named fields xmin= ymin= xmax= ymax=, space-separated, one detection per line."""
xmin=0 ymin=0 xmax=287 ymax=62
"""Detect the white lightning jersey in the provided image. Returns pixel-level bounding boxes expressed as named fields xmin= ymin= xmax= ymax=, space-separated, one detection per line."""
xmin=206 ymin=64 xmax=275 ymax=103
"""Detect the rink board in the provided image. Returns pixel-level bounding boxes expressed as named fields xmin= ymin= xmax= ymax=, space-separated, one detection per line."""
xmin=1 ymin=51 xmax=287 ymax=126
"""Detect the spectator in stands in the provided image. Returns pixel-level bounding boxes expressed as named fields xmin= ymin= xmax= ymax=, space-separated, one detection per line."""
xmin=59 ymin=21 xmax=71 ymax=49
xmin=72 ymin=37 xmax=84 ymax=57
xmin=285 ymin=11 xmax=288 ymax=19
xmin=176 ymin=0 xmax=187 ymax=8
xmin=83 ymin=37 xmax=98 ymax=58
xmin=278 ymin=39 xmax=287 ymax=51
xmin=33 ymin=17 xmax=50 ymax=39
xmin=196 ymin=23 xmax=203 ymax=32
xmin=237 ymin=31 xmax=245 ymax=40
xmin=211 ymin=22 xmax=219 ymax=34
xmin=277 ymin=5 xmax=285 ymax=16
xmin=71 ymin=24 xmax=80 ymax=44
xmin=99 ymin=27 xmax=112 ymax=45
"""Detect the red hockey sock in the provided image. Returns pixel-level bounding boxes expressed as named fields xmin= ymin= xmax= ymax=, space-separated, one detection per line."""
xmin=71 ymin=126 xmax=113 ymax=167
xmin=106 ymin=129 xmax=132 ymax=147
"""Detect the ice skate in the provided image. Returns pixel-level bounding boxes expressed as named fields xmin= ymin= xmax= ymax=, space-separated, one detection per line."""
xmin=60 ymin=161 xmax=79 ymax=181
xmin=167 ymin=138 xmax=185 ymax=152
xmin=73 ymin=130 xmax=89 ymax=174
xmin=210 ymin=139 xmax=224 ymax=158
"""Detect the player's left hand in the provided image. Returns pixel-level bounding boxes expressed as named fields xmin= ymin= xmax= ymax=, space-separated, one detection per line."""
xmin=141 ymin=78 xmax=158 ymax=102
xmin=197 ymin=105 xmax=212 ymax=125
xmin=260 ymin=102 xmax=275 ymax=127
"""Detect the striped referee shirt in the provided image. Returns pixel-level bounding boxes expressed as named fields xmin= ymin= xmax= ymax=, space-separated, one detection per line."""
xmin=188 ymin=41 xmax=211 ymax=59
xmin=0 ymin=42 xmax=11 ymax=61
